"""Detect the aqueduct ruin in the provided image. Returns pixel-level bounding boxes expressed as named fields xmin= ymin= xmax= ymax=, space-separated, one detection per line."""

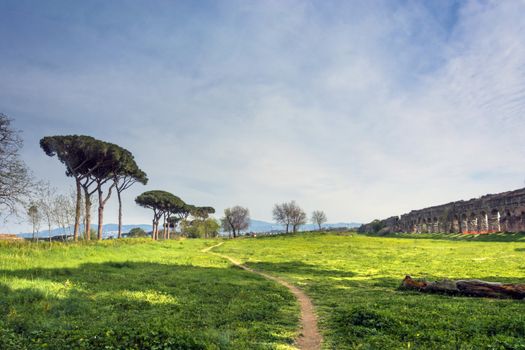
xmin=359 ymin=188 xmax=525 ymax=234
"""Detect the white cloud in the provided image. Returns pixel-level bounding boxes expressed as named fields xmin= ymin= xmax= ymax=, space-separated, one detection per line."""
xmin=1 ymin=0 xmax=524 ymax=232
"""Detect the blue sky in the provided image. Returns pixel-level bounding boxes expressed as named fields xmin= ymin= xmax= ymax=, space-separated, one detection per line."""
xmin=1 ymin=0 xmax=524 ymax=232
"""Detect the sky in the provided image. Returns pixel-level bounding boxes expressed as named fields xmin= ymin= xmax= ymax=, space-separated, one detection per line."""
xmin=1 ymin=0 xmax=525 ymax=232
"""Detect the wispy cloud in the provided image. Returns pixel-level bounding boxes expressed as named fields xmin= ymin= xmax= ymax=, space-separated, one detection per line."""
xmin=0 ymin=0 xmax=524 ymax=232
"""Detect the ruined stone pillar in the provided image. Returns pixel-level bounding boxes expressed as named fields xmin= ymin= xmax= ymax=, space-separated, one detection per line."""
xmin=467 ymin=214 xmax=478 ymax=233
xmin=488 ymin=210 xmax=501 ymax=232
xmin=520 ymin=211 xmax=525 ymax=232
xmin=460 ymin=214 xmax=468 ymax=233
xmin=479 ymin=212 xmax=489 ymax=233
xmin=452 ymin=217 xmax=460 ymax=233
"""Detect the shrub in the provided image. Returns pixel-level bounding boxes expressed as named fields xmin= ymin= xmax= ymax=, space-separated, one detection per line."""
xmin=127 ymin=228 xmax=147 ymax=238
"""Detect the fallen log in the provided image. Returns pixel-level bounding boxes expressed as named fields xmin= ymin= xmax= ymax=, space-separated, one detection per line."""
xmin=401 ymin=275 xmax=525 ymax=299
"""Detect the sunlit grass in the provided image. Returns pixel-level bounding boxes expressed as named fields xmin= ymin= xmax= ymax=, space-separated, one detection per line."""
xmin=0 ymin=238 xmax=299 ymax=349
xmin=217 ymin=232 xmax=525 ymax=349
xmin=3 ymin=233 xmax=524 ymax=349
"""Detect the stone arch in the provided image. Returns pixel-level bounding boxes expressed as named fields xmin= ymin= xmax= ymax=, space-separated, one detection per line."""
xmin=432 ymin=217 xmax=439 ymax=233
xmin=427 ymin=217 xmax=433 ymax=233
xmin=416 ymin=217 xmax=422 ymax=233
xmin=488 ymin=209 xmax=501 ymax=232
xmin=467 ymin=212 xmax=478 ymax=233
xmin=452 ymin=215 xmax=460 ymax=233
xmin=479 ymin=211 xmax=489 ymax=233
xmin=460 ymin=213 xmax=468 ymax=233
xmin=501 ymin=209 xmax=512 ymax=232
xmin=419 ymin=218 xmax=425 ymax=233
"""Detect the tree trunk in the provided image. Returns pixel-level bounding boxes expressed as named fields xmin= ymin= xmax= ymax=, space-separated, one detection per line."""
xmin=117 ymin=190 xmax=123 ymax=239
xmin=48 ymin=222 xmax=52 ymax=242
xmin=163 ymin=214 xmax=167 ymax=240
xmin=84 ymin=187 xmax=91 ymax=241
xmin=153 ymin=216 xmax=159 ymax=240
xmin=401 ymin=275 xmax=525 ymax=299
xmin=154 ymin=221 xmax=157 ymax=240
xmin=152 ymin=219 xmax=156 ymax=240
xmin=96 ymin=182 xmax=113 ymax=240
xmin=97 ymin=187 xmax=103 ymax=240
xmin=74 ymin=178 xmax=81 ymax=241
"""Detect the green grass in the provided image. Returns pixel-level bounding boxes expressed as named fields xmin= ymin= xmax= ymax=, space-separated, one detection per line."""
xmin=2 ymin=233 xmax=525 ymax=349
xmin=0 ymin=239 xmax=298 ymax=350
xmin=216 ymin=232 xmax=525 ymax=349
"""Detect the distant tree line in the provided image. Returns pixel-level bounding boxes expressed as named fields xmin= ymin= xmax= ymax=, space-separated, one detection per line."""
xmin=219 ymin=201 xmax=328 ymax=237
xmin=135 ymin=190 xmax=218 ymax=239
xmin=2 ymin=113 xmax=331 ymax=242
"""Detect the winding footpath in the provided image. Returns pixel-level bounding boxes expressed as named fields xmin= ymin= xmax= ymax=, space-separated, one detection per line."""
xmin=202 ymin=242 xmax=322 ymax=350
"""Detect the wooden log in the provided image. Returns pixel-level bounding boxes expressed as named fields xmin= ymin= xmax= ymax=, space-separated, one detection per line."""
xmin=401 ymin=275 xmax=525 ymax=299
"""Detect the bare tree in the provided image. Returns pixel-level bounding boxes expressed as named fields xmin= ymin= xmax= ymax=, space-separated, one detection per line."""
xmin=221 ymin=216 xmax=233 ymax=238
xmin=273 ymin=201 xmax=306 ymax=233
xmin=311 ymin=210 xmax=327 ymax=231
xmin=53 ymin=194 xmax=70 ymax=237
xmin=289 ymin=202 xmax=307 ymax=233
xmin=273 ymin=203 xmax=291 ymax=233
xmin=27 ymin=204 xmax=41 ymax=241
xmin=36 ymin=182 xmax=57 ymax=242
xmin=0 ymin=114 xmax=34 ymax=219
xmin=221 ymin=206 xmax=250 ymax=238
xmin=46 ymin=187 xmax=84 ymax=241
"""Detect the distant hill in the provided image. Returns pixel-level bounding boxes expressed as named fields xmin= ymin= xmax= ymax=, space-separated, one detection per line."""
xmin=18 ymin=220 xmax=360 ymax=239
xmin=248 ymin=219 xmax=360 ymax=233
xmin=18 ymin=224 xmax=152 ymax=239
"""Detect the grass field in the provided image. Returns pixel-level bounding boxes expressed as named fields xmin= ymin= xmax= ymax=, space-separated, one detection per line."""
xmin=0 ymin=239 xmax=298 ymax=350
xmin=217 ymin=232 xmax=525 ymax=349
xmin=1 ymin=233 xmax=525 ymax=349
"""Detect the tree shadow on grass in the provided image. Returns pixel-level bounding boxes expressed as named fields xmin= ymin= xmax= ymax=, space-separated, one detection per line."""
xmin=0 ymin=261 xmax=298 ymax=350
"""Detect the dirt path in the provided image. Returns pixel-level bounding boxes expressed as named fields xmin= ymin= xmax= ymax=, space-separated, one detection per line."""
xmin=202 ymin=242 xmax=322 ymax=350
